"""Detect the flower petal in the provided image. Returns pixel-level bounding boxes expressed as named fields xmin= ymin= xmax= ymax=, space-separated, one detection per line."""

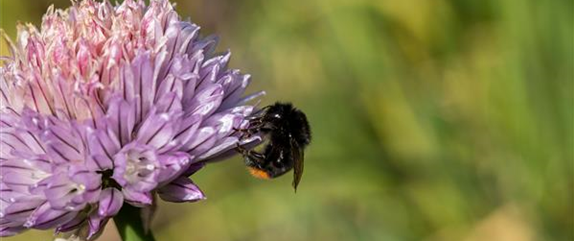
xmin=42 ymin=121 xmax=85 ymax=164
xmin=122 ymin=189 xmax=153 ymax=207
xmin=1 ymin=198 xmax=43 ymax=221
xmin=185 ymin=127 xmax=218 ymax=157
xmin=157 ymin=152 xmax=193 ymax=185
xmin=2 ymin=172 xmax=39 ymax=193
xmin=198 ymin=136 xmax=240 ymax=160
xmin=182 ymin=162 xmax=205 ymax=176
xmin=55 ymin=212 xmax=86 ymax=234
xmin=136 ymin=111 xmax=180 ymax=149
xmin=167 ymin=113 xmax=202 ymax=152
xmin=158 ymin=176 xmax=205 ymax=203
xmin=155 ymin=75 xmax=183 ymax=102
xmin=130 ymin=52 xmax=156 ymax=119
xmin=105 ymin=97 xmax=136 ymax=146
xmin=87 ymin=213 xmax=109 ymax=240
xmin=97 ymin=188 xmax=123 ymax=217
xmin=25 ymin=202 xmax=77 ymax=229
xmin=0 ymin=226 xmax=26 ymax=237
xmin=185 ymin=84 xmax=223 ymax=117
xmin=218 ymin=73 xmax=251 ymax=111
xmin=87 ymin=128 xmax=119 ymax=170
xmin=155 ymin=92 xmax=183 ymax=114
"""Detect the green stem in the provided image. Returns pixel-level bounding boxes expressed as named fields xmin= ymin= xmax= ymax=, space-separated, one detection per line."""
xmin=114 ymin=205 xmax=156 ymax=241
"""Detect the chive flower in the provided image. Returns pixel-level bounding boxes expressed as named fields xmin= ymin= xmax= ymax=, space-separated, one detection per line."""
xmin=0 ymin=0 xmax=262 ymax=239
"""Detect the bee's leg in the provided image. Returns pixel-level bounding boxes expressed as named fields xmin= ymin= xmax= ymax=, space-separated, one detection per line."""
xmin=233 ymin=118 xmax=261 ymax=132
xmin=235 ymin=143 xmax=265 ymax=167
xmin=233 ymin=127 xmax=253 ymax=139
xmin=234 ymin=118 xmax=264 ymax=139
xmin=248 ymin=118 xmax=263 ymax=127
xmin=246 ymin=118 xmax=264 ymax=131
xmin=235 ymin=143 xmax=249 ymax=154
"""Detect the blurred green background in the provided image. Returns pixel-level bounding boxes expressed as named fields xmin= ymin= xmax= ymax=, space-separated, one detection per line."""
xmin=1 ymin=0 xmax=572 ymax=240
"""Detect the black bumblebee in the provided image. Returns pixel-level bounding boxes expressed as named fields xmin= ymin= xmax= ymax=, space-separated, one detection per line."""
xmin=235 ymin=102 xmax=311 ymax=191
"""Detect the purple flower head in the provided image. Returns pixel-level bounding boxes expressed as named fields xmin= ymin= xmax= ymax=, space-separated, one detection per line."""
xmin=0 ymin=0 xmax=263 ymax=238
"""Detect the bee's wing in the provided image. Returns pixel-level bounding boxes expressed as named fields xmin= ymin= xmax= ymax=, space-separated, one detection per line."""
xmin=291 ymin=139 xmax=304 ymax=192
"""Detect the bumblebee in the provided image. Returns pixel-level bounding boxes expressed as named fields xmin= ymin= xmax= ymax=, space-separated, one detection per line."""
xmin=236 ymin=102 xmax=311 ymax=191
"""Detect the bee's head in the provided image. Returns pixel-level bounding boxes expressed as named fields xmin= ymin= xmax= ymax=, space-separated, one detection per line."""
xmin=264 ymin=102 xmax=311 ymax=146
xmin=266 ymin=102 xmax=292 ymax=117
xmin=262 ymin=102 xmax=293 ymax=126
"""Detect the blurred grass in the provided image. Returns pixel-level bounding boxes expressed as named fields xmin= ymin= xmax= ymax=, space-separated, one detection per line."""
xmin=1 ymin=0 xmax=572 ymax=240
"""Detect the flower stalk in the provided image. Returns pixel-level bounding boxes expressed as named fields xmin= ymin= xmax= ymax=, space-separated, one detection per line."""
xmin=114 ymin=205 xmax=156 ymax=241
